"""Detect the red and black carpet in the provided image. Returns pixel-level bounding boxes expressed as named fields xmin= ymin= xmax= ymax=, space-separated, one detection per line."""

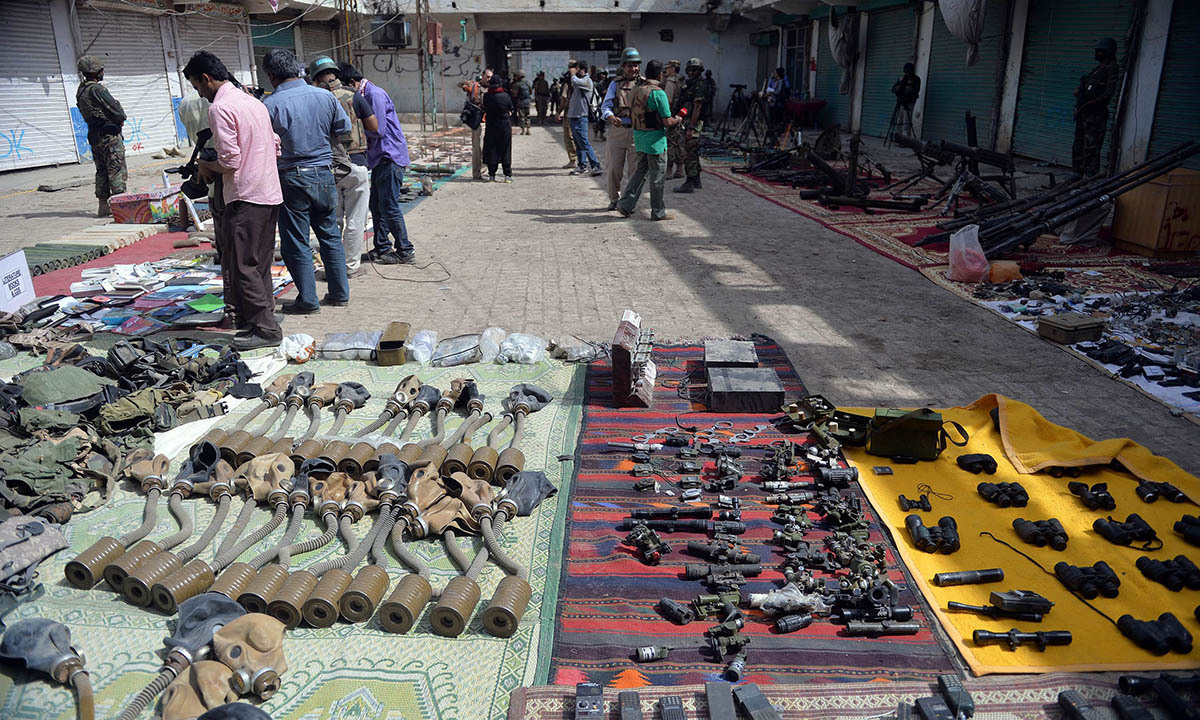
xmin=547 ymin=337 xmax=955 ymax=689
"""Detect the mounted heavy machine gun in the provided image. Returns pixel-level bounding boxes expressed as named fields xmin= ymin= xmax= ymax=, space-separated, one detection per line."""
xmin=889 ymin=134 xmax=1012 ymax=214
xmin=917 ymin=141 xmax=1200 ymax=258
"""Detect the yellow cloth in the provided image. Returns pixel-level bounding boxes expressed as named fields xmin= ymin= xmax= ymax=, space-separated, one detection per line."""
xmin=846 ymin=394 xmax=1199 ymax=676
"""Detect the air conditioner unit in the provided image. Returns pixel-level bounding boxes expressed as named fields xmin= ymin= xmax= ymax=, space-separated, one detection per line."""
xmin=372 ymin=16 xmax=411 ymax=48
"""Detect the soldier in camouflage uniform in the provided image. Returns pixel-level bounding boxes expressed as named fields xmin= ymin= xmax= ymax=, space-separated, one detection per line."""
xmin=1072 ymin=37 xmax=1120 ymax=176
xmin=75 ymin=56 xmax=127 ymax=217
xmin=673 ymin=57 xmax=709 ymax=194
xmin=662 ymin=60 xmax=685 ymax=179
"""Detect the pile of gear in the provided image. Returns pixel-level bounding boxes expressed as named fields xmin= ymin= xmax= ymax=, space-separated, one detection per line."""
xmin=2 ymin=374 xmax=559 ymax=719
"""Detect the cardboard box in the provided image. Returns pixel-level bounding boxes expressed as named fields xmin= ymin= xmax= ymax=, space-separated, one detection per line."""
xmin=1112 ymin=168 xmax=1200 ymax=256
xmin=109 ymin=185 xmax=182 ymax=224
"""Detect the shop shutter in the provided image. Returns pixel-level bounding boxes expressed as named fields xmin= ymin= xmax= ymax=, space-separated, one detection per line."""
xmin=174 ymin=14 xmax=251 ymax=85
xmin=921 ymin=0 xmax=1009 ymax=148
xmin=76 ymin=6 xmax=176 ymax=156
xmin=0 ymin=0 xmax=77 ymax=170
xmin=300 ymin=22 xmax=336 ymax=60
xmin=816 ymin=19 xmax=851 ymax=130
xmin=860 ymin=4 xmax=919 ymax=138
xmin=1012 ymin=0 xmax=1136 ymax=165
xmin=1147 ymin=0 xmax=1200 ymax=170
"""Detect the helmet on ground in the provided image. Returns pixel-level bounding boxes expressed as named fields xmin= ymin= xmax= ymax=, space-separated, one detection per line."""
xmin=621 ymin=47 xmax=642 ymax=64
xmin=309 ymin=56 xmax=338 ymax=78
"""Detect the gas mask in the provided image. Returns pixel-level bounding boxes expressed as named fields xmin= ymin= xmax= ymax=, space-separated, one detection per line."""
xmin=161 ymin=661 xmax=238 ymax=720
xmin=212 ymin=613 xmax=287 ymax=700
xmin=234 ymin=453 xmax=294 ymax=502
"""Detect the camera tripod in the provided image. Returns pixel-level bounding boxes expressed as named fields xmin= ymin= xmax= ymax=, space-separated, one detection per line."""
xmin=726 ymin=91 xmax=779 ymax=151
xmin=715 ymin=84 xmax=751 ymax=142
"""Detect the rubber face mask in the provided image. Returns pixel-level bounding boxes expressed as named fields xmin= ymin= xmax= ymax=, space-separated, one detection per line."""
xmin=161 ymin=661 xmax=238 ymax=720
xmin=309 ymin=383 xmax=338 ymax=407
xmin=0 ymin=618 xmax=84 ymax=683
xmin=443 ymin=471 xmax=495 ymax=517
xmin=212 ymin=614 xmax=287 ymax=700
xmin=374 ymin=454 xmax=411 ymax=497
xmin=310 ymin=472 xmax=352 ymax=508
xmin=505 ymin=383 xmax=554 ymax=414
xmin=197 ymin=702 xmax=274 ymax=720
xmin=234 ymin=453 xmax=294 ymax=501
xmin=177 ymin=441 xmax=222 ymax=487
xmin=165 ymin=593 xmax=247 ymax=659
xmin=504 ymin=471 xmax=558 ymax=516
xmin=127 ymin=451 xmax=170 ymax=488
xmin=393 ymin=375 xmax=422 ymax=407
xmin=412 ymin=384 xmax=440 ymax=410
xmin=335 ymin=381 xmax=371 ymax=409
xmin=287 ymin=372 xmax=315 ymax=398
xmin=454 ymin=380 xmax=484 ymax=411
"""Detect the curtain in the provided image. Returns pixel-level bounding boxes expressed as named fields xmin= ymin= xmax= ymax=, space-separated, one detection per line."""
xmin=940 ymin=0 xmax=988 ymax=66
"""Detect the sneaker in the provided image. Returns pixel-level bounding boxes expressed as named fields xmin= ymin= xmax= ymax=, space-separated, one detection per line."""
xmin=396 ymin=251 xmax=416 ymax=264
xmin=376 ymin=251 xmax=402 ymax=265
xmin=365 ymin=249 xmax=396 ymax=264
xmin=569 ymin=167 xmax=587 ymax=175
xmin=589 ymin=166 xmax=603 ymax=176
xmin=322 ymin=294 xmax=349 ymax=307
xmin=503 ymin=176 xmax=513 ymax=183
xmin=230 ymin=332 xmax=282 ymax=351
xmin=618 ymin=208 xmax=633 ymax=218
xmin=347 ymin=266 xmax=367 ymax=278
xmin=489 ymin=175 xmax=497 ymax=182
xmin=607 ymin=201 xmax=619 ymax=211
xmin=651 ymin=212 xmax=676 ymax=222
xmin=281 ymin=302 xmax=321 ymax=315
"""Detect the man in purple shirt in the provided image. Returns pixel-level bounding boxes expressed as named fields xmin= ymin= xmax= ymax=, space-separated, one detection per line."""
xmin=341 ymin=64 xmax=414 ymax=264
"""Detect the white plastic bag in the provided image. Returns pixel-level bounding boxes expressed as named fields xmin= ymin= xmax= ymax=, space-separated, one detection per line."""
xmin=410 ymin=330 xmax=437 ymax=364
xmin=432 ymin=334 xmax=482 ymax=366
xmin=275 ymin=334 xmax=316 ymax=363
xmin=479 ymin=327 xmax=506 ymax=363
xmin=947 ymin=224 xmax=989 ymax=283
xmin=496 ymin=333 xmax=546 ymax=364
xmin=317 ymin=331 xmax=382 ymax=361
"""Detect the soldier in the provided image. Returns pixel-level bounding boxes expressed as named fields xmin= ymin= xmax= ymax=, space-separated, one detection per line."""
xmin=673 ymin=57 xmax=708 ymax=194
xmin=533 ymin=70 xmax=550 ymax=125
xmin=662 ymin=60 xmax=683 ymax=179
xmin=310 ymin=56 xmax=369 ymax=277
xmin=75 ymin=55 xmax=128 ymax=217
xmin=1073 ymin=37 xmax=1119 ymax=176
xmin=512 ymin=70 xmax=532 ymax=135
xmin=601 ymin=47 xmax=643 ymax=211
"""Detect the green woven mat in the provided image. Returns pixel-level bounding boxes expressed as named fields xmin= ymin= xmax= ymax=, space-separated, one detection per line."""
xmin=1 ymin=356 xmax=586 ymax=720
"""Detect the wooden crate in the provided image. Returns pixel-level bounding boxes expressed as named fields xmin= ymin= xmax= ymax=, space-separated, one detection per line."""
xmin=1112 ymin=168 xmax=1200 ymax=256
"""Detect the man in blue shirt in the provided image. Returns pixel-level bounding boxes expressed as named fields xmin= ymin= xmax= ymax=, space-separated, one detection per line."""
xmin=341 ymin=64 xmax=415 ymax=264
xmin=262 ymin=48 xmax=351 ymax=315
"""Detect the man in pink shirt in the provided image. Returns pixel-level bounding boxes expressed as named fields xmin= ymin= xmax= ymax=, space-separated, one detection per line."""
xmin=184 ymin=50 xmax=283 ymax=350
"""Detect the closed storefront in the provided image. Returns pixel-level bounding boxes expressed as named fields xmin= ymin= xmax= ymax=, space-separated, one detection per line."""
xmin=250 ymin=17 xmax=297 ymax=90
xmin=0 ymin=0 xmax=77 ymax=170
xmin=1012 ymin=0 xmax=1136 ymax=165
xmin=300 ymin=22 xmax=337 ymax=60
xmin=922 ymin=0 xmax=1009 ymax=147
xmin=816 ymin=18 xmax=851 ymax=130
xmin=174 ymin=13 xmax=253 ymax=86
xmin=76 ymin=5 xmax=176 ymax=156
xmin=1147 ymin=0 xmax=1200 ymax=170
xmin=860 ymin=3 xmax=919 ymax=138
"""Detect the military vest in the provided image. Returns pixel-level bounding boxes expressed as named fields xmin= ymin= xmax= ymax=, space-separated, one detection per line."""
xmin=631 ymin=79 xmax=664 ymax=132
xmin=331 ymin=83 xmax=367 ymax=155
xmin=613 ymin=76 xmax=640 ymax=119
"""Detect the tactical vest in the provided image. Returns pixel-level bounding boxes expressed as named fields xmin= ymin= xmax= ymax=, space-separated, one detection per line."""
xmin=631 ymin=80 xmax=663 ymax=132
xmin=613 ymin=76 xmax=640 ymax=119
xmin=332 ymin=85 xmax=368 ymax=154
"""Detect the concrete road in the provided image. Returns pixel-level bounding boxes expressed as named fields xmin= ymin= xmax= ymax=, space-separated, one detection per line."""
xmin=2 ymin=125 xmax=1196 ymax=473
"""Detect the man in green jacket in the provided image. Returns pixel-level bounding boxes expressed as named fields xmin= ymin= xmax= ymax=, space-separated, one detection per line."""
xmin=615 ymin=60 xmax=682 ymax=221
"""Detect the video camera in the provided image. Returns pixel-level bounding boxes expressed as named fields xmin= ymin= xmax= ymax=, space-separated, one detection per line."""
xmin=168 ymin=128 xmax=215 ymax=200
xmin=729 ymin=83 xmax=747 ymax=90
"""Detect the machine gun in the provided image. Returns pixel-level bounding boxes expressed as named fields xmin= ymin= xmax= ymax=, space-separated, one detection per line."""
xmin=168 ymin=128 xmax=215 ymax=200
xmin=890 ymin=133 xmax=1012 ymax=215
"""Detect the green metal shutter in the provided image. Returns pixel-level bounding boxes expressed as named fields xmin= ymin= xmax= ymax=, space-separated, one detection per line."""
xmin=1147 ymin=0 xmax=1200 ymax=170
xmin=251 ymin=17 xmax=297 ymax=50
xmin=1012 ymin=0 xmax=1136 ymax=165
xmin=860 ymin=4 xmax=919 ymax=138
xmin=921 ymin=0 xmax=1010 ymax=147
xmin=817 ymin=19 xmax=851 ymax=129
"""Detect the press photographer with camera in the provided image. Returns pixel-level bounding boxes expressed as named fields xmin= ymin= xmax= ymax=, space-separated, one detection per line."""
xmin=183 ymin=50 xmax=284 ymax=351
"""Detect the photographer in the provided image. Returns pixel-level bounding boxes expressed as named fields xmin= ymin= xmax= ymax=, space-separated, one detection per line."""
xmin=890 ymin=63 xmax=921 ymax=139
xmin=555 ymin=61 xmax=578 ymax=168
xmin=183 ymin=50 xmax=283 ymax=350
xmin=565 ymin=61 xmax=601 ymax=176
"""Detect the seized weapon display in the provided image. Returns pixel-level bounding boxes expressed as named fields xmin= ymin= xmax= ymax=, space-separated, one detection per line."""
xmin=905 ymin=515 xmax=960 ymax=554
xmin=972 ymin=628 xmax=1073 ymax=651
xmin=625 ymin=523 xmax=670 ymax=565
xmin=922 ymin=141 xmax=1200 ymax=257
xmin=948 ymin=590 xmax=1053 ymax=623
xmin=933 ymin=568 xmax=1003 ymax=587
xmin=890 ymin=133 xmax=1013 ymax=215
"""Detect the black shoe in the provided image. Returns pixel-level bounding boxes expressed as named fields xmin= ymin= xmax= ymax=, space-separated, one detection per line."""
xmin=322 ymin=294 xmax=349 ymax=307
xmin=607 ymin=201 xmax=619 ymax=212
xmin=396 ymin=251 xmax=416 ymax=264
xmin=230 ymin=332 xmax=282 ymax=351
xmin=366 ymin=249 xmax=397 ymax=264
xmin=673 ymin=180 xmax=695 ymax=194
xmin=281 ymin=302 xmax=321 ymax=315
xmin=693 ymin=176 xmax=702 ymax=189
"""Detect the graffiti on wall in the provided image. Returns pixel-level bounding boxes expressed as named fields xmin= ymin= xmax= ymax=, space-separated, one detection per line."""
xmin=0 ymin=129 xmax=34 ymax=161
xmin=70 ymin=108 xmax=153 ymax=158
